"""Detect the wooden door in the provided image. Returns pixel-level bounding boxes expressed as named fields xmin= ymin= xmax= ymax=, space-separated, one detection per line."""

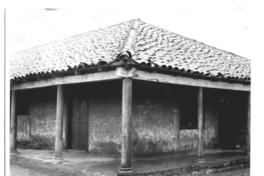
xmin=70 ymin=96 xmax=89 ymax=151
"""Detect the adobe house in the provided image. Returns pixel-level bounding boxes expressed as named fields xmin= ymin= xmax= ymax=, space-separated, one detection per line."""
xmin=10 ymin=19 xmax=250 ymax=174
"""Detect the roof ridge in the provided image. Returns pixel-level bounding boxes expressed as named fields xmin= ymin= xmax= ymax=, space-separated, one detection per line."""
xmin=119 ymin=18 xmax=141 ymax=56
xmin=112 ymin=19 xmax=141 ymax=66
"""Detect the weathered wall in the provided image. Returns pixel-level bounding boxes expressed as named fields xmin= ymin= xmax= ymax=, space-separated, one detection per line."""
xmin=85 ymin=80 xmax=210 ymax=155
xmin=86 ymin=81 xmax=122 ymax=154
xmin=17 ymin=87 xmax=56 ymax=149
xmin=16 ymin=80 xmax=248 ymax=154
xmin=133 ymin=81 xmax=181 ymax=154
xmin=132 ymin=81 xmax=212 ymax=154
xmin=17 ymin=115 xmax=30 ymax=141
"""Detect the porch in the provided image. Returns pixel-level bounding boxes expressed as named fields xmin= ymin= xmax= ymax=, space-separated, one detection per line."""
xmin=12 ymin=148 xmax=249 ymax=176
xmin=10 ymin=68 xmax=251 ymax=175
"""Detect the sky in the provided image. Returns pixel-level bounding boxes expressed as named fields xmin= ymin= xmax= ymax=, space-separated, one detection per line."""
xmin=6 ymin=1 xmax=251 ymax=59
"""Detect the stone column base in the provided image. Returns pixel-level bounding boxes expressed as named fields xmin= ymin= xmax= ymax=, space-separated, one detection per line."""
xmin=117 ymin=167 xmax=133 ymax=176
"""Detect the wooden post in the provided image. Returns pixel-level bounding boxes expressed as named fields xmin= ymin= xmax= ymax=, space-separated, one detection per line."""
xmin=55 ymin=85 xmax=64 ymax=159
xmin=63 ymin=91 xmax=68 ymax=150
xmin=247 ymin=92 xmax=250 ymax=154
xmin=198 ymin=87 xmax=204 ymax=161
xmin=118 ymin=78 xmax=133 ymax=174
xmin=27 ymin=115 xmax=32 ymax=140
xmin=175 ymin=109 xmax=180 ymax=151
xmin=10 ymin=90 xmax=17 ymax=154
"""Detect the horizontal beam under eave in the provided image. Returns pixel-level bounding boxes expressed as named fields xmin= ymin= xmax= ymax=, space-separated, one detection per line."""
xmin=11 ymin=70 xmax=119 ymax=90
xmin=133 ymin=70 xmax=250 ymax=91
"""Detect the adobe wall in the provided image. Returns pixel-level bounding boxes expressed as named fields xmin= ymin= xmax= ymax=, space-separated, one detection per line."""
xmin=17 ymin=87 xmax=57 ymax=149
xmin=132 ymin=81 xmax=219 ymax=154
xmin=87 ymin=81 xmax=122 ymax=153
xmin=16 ymin=80 xmax=247 ymax=154
xmin=87 ymin=80 xmax=220 ymax=154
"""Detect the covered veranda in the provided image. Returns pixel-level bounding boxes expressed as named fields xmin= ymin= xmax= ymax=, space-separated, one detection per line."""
xmin=10 ymin=67 xmax=251 ymax=175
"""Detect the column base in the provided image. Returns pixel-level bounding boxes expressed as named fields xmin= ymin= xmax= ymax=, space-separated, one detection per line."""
xmin=54 ymin=153 xmax=64 ymax=161
xmin=197 ymin=156 xmax=206 ymax=164
xmin=117 ymin=167 xmax=133 ymax=176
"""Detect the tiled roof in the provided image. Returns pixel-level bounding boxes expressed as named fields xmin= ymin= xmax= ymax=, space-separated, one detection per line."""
xmin=10 ymin=19 xmax=250 ymax=83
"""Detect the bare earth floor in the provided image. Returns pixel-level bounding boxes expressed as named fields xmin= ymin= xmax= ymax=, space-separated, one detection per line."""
xmin=10 ymin=148 xmax=249 ymax=176
xmin=207 ymin=168 xmax=249 ymax=176
xmin=10 ymin=165 xmax=249 ymax=176
xmin=11 ymin=165 xmax=50 ymax=176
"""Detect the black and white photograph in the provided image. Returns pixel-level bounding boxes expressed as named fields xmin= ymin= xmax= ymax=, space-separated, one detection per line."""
xmin=3 ymin=1 xmax=263 ymax=175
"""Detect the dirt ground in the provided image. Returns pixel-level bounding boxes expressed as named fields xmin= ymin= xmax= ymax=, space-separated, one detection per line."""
xmin=10 ymin=149 xmax=249 ymax=176
xmin=10 ymin=164 xmax=250 ymax=176
xmin=207 ymin=168 xmax=249 ymax=176
xmin=10 ymin=156 xmax=85 ymax=176
xmin=10 ymin=165 xmax=50 ymax=176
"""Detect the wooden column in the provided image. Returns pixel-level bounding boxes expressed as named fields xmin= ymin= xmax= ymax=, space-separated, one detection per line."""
xmin=63 ymin=91 xmax=68 ymax=150
xmin=198 ymin=87 xmax=204 ymax=160
xmin=175 ymin=109 xmax=180 ymax=150
xmin=55 ymin=85 xmax=64 ymax=159
xmin=247 ymin=92 xmax=251 ymax=154
xmin=27 ymin=115 xmax=32 ymax=140
xmin=119 ymin=78 xmax=133 ymax=174
xmin=10 ymin=90 xmax=17 ymax=153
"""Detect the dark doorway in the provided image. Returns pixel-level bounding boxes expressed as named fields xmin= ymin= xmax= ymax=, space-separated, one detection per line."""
xmin=217 ymin=91 xmax=247 ymax=149
xmin=69 ymin=94 xmax=89 ymax=151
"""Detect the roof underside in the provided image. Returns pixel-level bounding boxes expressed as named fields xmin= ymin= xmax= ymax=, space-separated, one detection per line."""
xmin=10 ymin=19 xmax=250 ymax=84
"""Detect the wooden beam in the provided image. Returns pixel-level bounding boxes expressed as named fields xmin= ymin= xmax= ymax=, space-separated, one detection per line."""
xmin=12 ymin=68 xmax=250 ymax=92
xmin=11 ymin=70 xmax=119 ymax=90
xmin=118 ymin=78 xmax=133 ymax=174
xmin=130 ymin=69 xmax=250 ymax=91
xmin=10 ymin=90 xmax=17 ymax=153
xmin=198 ymin=87 xmax=204 ymax=159
xmin=55 ymin=85 xmax=64 ymax=159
